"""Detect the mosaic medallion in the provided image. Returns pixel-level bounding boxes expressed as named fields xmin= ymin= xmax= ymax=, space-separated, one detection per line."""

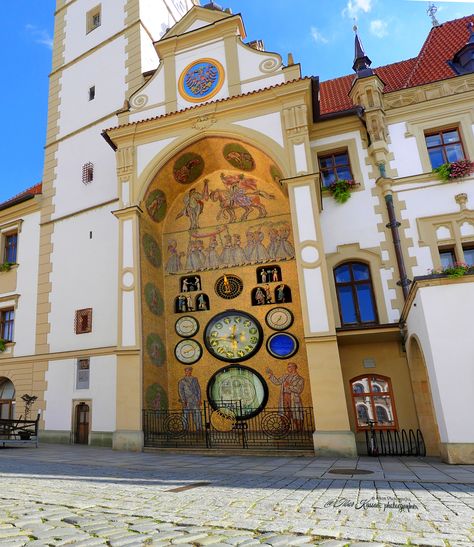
xmin=146 ymin=333 xmax=166 ymax=366
xmin=145 ymin=189 xmax=167 ymax=222
xmin=173 ymin=152 xmax=205 ymax=184
xmin=144 ymin=283 xmax=164 ymax=316
xmin=214 ymin=275 xmax=243 ymax=299
xmin=143 ymin=233 xmax=162 ymax=268
xmin=145 ymin=383 xmax=168 ymax=410
xmin=178 ymin=58 xmax=224 ymax=102
xmin=223 ymin=143 xmax=255 ymax=171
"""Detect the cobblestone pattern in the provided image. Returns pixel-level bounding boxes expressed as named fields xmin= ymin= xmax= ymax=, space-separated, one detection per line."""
xmin=0 ymin=448 xmax=473 ymax=546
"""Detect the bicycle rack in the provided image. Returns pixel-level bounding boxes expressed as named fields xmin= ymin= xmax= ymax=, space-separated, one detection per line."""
xmin=365 ymin=428 xmax=426 ymax=457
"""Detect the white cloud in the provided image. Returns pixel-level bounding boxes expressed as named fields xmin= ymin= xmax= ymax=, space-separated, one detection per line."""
xmin=370 ymin=19 xmax=388 ymax=38
xmin=343 ymin=0 xmax=373 ymax=19
xmin=26 ymin=24 xmax=53 ymax=49
xmin=310 ymin=27 xmax=329 ymax=44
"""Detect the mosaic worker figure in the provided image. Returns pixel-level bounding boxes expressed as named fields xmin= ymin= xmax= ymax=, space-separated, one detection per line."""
xmin=266 ymin=363 xmax=304 ymax=430
xmin=178 ymin=367 xmax=202 ymax=430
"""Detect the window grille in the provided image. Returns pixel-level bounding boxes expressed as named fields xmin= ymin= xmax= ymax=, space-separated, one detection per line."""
xmin=75 ymin=308 xmax=92 ymax=334
xmin=82 ymin=163 xmax=94 ymax=185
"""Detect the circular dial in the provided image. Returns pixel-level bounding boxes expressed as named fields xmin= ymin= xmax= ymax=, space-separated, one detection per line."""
xmin=204 ymin=311 xmax=263 ymax=362
xmin=174 ymin=339 xmax=202 ymax=365
xmin=266 ymin=332 xmax=299 ymax=359
xmin=175 ymin=316 xmax=199 ymax=338
xmin=215 ymin=275 xmax=243 ymax=299
xmin=265 ymin=307 xmax=294 ymax=331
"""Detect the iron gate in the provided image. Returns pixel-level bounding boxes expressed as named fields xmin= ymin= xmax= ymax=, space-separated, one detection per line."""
xmin=143 ymin=402 xmax=315 ymax=450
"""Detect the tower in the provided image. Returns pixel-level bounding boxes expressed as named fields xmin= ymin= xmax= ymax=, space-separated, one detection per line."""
xmin=38 ymin=0 xmax=195 ymax=448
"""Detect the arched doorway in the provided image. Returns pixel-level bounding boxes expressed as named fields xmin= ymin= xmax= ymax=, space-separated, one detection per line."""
xmin=0 ymin=378 xmax=15 ymax=419
xmin=407 ymin=337 xmax=440 ymax=456
xmin=74 ymin=403 xmax=90 ymax=444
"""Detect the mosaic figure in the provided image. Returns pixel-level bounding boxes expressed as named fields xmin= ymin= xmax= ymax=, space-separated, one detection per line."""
xmin=165 ymin=239 xmax=181 ymax=274
xmin=206 ymin=236 xmax=220 ymax=269
xmin=278 ymin=226 xmax=295 ymax=259
xmin=173 ymin=153 xmax=204 ymax=184
xmin=219 ymin=234 xmax=233 ymax=267
xmin=146 ymin=383 xmax=168 ymax=411
xmin=223 ymin=143 xmax=256 ymax=171
xmin=186 ymin=294 xmax=194 ymax=311
xmin=196 ymin=293 xmax=208 ymax=311
xmin=254 ymin=287 xmax=265 ymax=305
xmin=178 ymin=367 xmax=202 ymax=430
xmin=177 ymin=294 xmax=187 ymax=313
xmin=146 ymin=334 xmax=166 ymax=366
xmin=145 ymin=189 xmax=167 ymax=223
xmin=176 ymin=180 xmax=209 ymax=230
xmin=143 ymin=233 xmax=162 ymax=268
xmin=264 ymin=284 xmax=272 ymax=304
xmin=144 ymin=283 xmax=164 ymax=316
xmin=275 ymin=284 xmax=291 ymax=303
xmin=266 ymin=363 xmax=304 ymax=430
xmin=231 ymin=234 xmax=246 ymax=266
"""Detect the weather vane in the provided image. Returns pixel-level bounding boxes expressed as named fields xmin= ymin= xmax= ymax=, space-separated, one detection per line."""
xmin=427 ymin=3 xmax=439 ymax=28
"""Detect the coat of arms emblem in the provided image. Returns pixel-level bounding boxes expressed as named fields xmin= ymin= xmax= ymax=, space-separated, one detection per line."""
xmin=179 ymin=58 xmax=224 ymax=102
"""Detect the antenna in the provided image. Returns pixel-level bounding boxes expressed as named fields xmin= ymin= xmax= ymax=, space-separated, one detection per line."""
xmin=427 ymin=3 xmax=439 ymax=28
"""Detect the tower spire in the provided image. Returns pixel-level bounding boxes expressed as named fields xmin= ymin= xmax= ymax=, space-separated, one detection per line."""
xmin=352 ymin=24 xmax=374 ymax=78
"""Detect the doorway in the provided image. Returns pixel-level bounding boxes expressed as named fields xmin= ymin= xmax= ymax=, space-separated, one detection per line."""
xmin=75 ymin=403 xmax=90 ymax=444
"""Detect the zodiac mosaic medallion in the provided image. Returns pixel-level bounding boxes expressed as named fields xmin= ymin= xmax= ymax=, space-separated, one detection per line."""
xmin=178 ymin=58 xmax=225 ymax=102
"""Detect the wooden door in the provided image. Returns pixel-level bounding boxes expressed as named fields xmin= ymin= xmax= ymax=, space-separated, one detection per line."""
xmin=75 ymin=403 xmax=90 ymax=444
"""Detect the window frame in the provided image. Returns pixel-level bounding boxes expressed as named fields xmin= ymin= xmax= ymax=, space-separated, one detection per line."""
xmin=334 ymin=261 xmax=379 ymax=328
xmin=350 ymin=374 xmax=398 ymax=431
xmin=75 ymin=308 xmax=93 ymax=335
xmin=438 ymin=245 xmax=457 ymax=269
xmin=424 ymin=127 xmax=466 ymax=169
xmin=3 ymin=232 xmax=18 ymax=264
xmin=317 ymin=148 xmax=354 ymax=188
xmin=86 ymin=5 xmax=102 ymax=34
xmin=0 ymin=308 xmax=15 ymax=342
xmin=76 ymin=358 xmax=91 ymax=390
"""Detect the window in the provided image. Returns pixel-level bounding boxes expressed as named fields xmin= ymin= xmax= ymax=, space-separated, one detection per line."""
xmin=462 ymin=244 xmax=474 ymax=266
xmin=0 ymin=309 xmax=14 ymax=342
xmin=439 ymin=247 xmax=456 ymax=269
xmin=334 ymin=262 xmax=378 ymax=327
xmin=3 ymin=232 xmax=17 ymax=264
xmin=88 ymin=86 xmax=95 ymax=101
xmin=82 ymin=162 xmax=94 ymax=185
xmin=425 ymin=128 xmax=465 ymax=169
xmin=318 ymin=150 xmax=353 ymax=187
xmin=75 ymin=308 xmax=92 ymax=334
xmin=86 ymin=5 xmax=101 ymax=33
xmin=350 ymin=375 xmax=397 ymax=430
xmin=76 ymin=359 xmax=90 ymax=389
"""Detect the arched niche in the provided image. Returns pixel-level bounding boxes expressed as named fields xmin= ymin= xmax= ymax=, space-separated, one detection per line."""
xmin=0 ymin=377 xmax=15 ymax=419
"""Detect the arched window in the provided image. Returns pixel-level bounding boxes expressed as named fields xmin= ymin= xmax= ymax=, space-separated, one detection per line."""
xmin=0 ymin=378 xmax=15 ymax=420
xmin=350 ymin=375 xmax=397 ymax=430
xmin=334 ymin=262 xmax=378 ymax=326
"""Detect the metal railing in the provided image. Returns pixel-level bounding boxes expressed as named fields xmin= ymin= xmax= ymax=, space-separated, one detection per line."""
xmin=0 ymin=414 xmax=40 ymax=448
xmin=143 ymin=402 xmax=315 ymax=450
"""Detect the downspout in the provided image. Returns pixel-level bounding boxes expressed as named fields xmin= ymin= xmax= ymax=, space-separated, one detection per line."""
xmin=377 ymin=165 xmax=411 ymax=300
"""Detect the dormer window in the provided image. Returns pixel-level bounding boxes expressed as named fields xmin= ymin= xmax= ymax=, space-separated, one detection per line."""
xmin=450 ymin=21 xmax=474 ymax=75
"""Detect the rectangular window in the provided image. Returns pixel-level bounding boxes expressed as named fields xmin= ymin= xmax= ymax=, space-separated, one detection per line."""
xmin=439 ymin=247 xmax=456 ymax=269
xmin=4 ymin=232 xmax=17 ymax=264
xmin=82 ymin=162 xmax=94 ymax=184
xmin=76 ymin=358 xmax=90 ymax=389
xmin=75 ymin=308 xmax=92 ymax=334
xmin=0 ymin=309 xmax=14 ymax=342
xmin=425 ymin=128 xmax=465 ymax=169
xmin=88 ymin=86 xmax=95 ymax=101
xmin=318 ymin=150 xmax=353 ymax=187
xmin=463 ymin=245 xmax=474 ymax=266
xmin=86 ymin=5 xmax=101 ymax=33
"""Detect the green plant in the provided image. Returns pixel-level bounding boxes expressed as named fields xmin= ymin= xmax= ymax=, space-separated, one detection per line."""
xmin=0 ymin=262 xmax=14 ymax=272
xmin=0 ymin=339 xmax=6 ymax=352
xmin=431 ymin=262 xmax=474 ymax=278
xmin=433 ymin=160 xmax=474 ymax=182
xmin=328 ymin=179 xmax=360 ymax=204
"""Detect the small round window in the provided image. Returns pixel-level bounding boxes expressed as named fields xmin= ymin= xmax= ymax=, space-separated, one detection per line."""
xmin=207 ymin=366 xmax=268 ymax=419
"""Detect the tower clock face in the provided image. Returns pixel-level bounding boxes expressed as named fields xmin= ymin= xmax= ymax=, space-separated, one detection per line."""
xmin=204 ymin=311 xmax=263 ymax=362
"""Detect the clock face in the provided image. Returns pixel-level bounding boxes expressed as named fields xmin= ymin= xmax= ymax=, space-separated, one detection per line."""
xmin=265 ymin=307 xmax=294 ymax=331
xmin=175 ymin=316 xmax=199 ymax=338
xmin=175 ymin=339 xmax=202 ymax=365
xmin=266 ymin=332 xmax=299 ymax=359
xmin=204 ymin=311 xmax=263 ymax=362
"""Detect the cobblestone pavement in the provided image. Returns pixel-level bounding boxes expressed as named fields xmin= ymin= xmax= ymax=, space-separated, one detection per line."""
xmin=0 ymin=445 xmax=473 ymax=546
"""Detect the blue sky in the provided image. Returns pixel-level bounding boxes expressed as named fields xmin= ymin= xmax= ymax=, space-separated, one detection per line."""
xmin=1 ymin=0 xmax=473 ymax=202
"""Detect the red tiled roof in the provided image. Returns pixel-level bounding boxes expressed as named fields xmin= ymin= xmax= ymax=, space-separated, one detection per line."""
xmin=320 ymin=15 xmax=474 ymax=115
xmin=0 ymin=183 xmax=42 ymax=210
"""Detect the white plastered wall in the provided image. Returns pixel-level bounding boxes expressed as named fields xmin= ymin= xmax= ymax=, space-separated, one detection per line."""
xmin=175 ymin=41 xmax=228 ymax=111
xmin=48 ymin=205 xmax=118 ymax=353
xmin=406 ymin=282 xmax=474 ymax=444
xmin=233 ymin=111 xmax=284 ymax=148
xmin=44 ymin=355 xmax=117 ymax=432
xmin=312 ymin=132 xmax=399 ymax=322
xmin=236 ymin=43 xmax=285 ymax=93
xmin=59 ymin=37 xmax=127 ymax=137
xmin=14 ymin=211 xmax=41 ymax=356
xmin=396 ymin=178 xmax=474 ymax=276
xmin=53 ymin=122 xmax=118 ymax=219
xmin=388 ymin=122 xmax=423 ymax=178
xmin=63 ymin=0 xmax=127 ymax=64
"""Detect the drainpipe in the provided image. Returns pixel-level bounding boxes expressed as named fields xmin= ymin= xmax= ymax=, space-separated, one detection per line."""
xmin=378 ymin=165 xmax=411 ymax=300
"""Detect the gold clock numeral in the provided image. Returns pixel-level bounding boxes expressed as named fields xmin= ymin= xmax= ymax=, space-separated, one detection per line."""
xmin=226 ymin=351 xmax=234 ymax=358
xmin=237 ymin=350 xmax=245 ymax=357
xmin=217 ymin=346 xmax=225 ymax=354
xmin=244 ymin=320 xmax=251 ymax=327
xmin=234 ymin=317 xmax=242 ymax=323
xmin=249 ymin=327 xmax=257 ymax=334
xmin=210 ymin=339 xmax=219 ymax=347
xmin=216 ymin=323 xmax=223 ymax=330
xmin=211 ymin=331 xmax=218 ymax=338
xmin=250 ymin=336 xmax=258 ymax=344
xmin=224 ymin=317 xmax=231 ymax=324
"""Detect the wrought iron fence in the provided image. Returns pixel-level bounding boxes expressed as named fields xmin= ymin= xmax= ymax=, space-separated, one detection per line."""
xmin=143 ymin=402 xmax=315 ymax=450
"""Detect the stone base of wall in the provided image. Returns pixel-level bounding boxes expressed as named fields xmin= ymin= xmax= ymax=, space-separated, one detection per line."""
xmin=440 ymin=443 xmax=474 ymax=464
xmin=112 ymin=430 xmax=144 ymax=452
xmin=313 ymin=430 xmax=357 ymax=457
